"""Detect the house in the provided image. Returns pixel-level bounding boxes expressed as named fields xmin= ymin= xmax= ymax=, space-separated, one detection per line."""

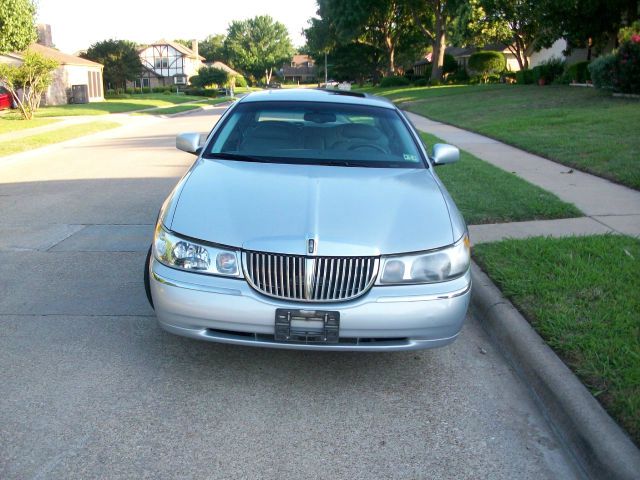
xmin=279 ymin=54 xmax=316 ymax=83
xmin=0 ymin=25 xmax=104 ymax=105
xmin=447 ymin=44 xmax=522 ymax=72
xmin=131 ymin=39 xmax=204 ymax=88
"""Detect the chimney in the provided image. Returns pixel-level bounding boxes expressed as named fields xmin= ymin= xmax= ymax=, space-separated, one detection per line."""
xmin=37 ymin=24 xmax=53 ymax=47
xmin=192 ymin=39 xmax=198 ymax=57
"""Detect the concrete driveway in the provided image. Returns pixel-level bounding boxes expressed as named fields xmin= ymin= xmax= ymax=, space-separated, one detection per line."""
xmin=0 ymin=107 xmax=580 ymax=479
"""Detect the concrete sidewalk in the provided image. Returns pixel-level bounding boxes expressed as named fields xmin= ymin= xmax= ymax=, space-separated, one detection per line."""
xmin=405 ymin=111 xmax=640 ymax=238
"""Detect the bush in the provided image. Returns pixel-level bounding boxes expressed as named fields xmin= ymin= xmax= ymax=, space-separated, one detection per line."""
xmin=532 ymin=57 xmax=565 ymax=84
xmin=516 ymin=69 xmax=535 ymax=84
xmin=413 ymin=77 xmax=429 ymax=87
xmin=614 ymin=39 xmax=640 ymax=94
xmin=379 ymin=75 xmax=410 ymax=87
xmin=468 ymin=50 xmax=506 ymax=83
xmin=560 ymin=61 xmax=591 ymax=84
xmin=589 ymin=54 xmax=617 ymax=90
xmin=105 ymin=93 xmax=131 ymax=99
xmin=449 ymin=68 xmax=469 ymax=84
xmin=443 ymin=53 xmax=458 ymax=75
xmin=234 ymin=75 xmax=247 ymax=88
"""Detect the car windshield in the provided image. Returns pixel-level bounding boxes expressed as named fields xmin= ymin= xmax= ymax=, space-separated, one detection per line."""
xmin=203 ymin=100 xmax=426 ymax=168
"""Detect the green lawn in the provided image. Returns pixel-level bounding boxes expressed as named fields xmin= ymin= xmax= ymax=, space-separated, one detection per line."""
xmin=0 ymin=116 xmax=59 ymax=134
xmin=1 ymin=94 xmax=205 ymax=118
xmin=133 ymin=104 xmax=201 ymax=116
xmin=360 ymin=84 xmax=640 ymax=190
xmin=0 ymin=121 xmax=120 ymax=157
xmin=474 ymin=235 xmax=640 ymax=445
xmin=421 ymin=132 xmax=582 ymax=224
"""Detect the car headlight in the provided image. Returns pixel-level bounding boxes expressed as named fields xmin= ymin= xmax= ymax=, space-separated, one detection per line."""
xmin=377 ymin=235 xmax=470 ymax=285
xmin=153 ymin=225 xmax=241 ymax=277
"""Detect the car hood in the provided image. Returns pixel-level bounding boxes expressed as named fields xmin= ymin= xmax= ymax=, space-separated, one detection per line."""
xmin=169 ymin=159 xmax=455 ymax=256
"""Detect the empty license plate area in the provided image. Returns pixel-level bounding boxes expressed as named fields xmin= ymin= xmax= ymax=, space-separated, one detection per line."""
xmin=275 ymin=309 xmax=340 ymax=343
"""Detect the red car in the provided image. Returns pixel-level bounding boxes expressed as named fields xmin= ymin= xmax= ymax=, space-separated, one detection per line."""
xmin=0 ymin=86 xmax=13 ymax=110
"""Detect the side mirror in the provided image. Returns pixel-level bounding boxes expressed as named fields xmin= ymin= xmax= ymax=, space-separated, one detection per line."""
xmin=176 ymin=132 xmax=202 ymax=155
xmin=431 ymin=143 xmax=459 ymax=166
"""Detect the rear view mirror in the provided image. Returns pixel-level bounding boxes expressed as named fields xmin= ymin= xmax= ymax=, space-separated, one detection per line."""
xmin=176 ymin=132 xmax=202 ymax=155
xmin=431 ymin=143 xmax=460 ymax=166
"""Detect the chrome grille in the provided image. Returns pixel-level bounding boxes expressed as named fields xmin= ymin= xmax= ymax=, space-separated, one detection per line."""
xmin=244 ymin=252 xmax=379 ymax=302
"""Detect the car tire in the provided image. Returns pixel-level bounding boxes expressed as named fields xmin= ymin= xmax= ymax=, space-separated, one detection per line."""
xmin=144 ymin=246 xmax=154 ymax=310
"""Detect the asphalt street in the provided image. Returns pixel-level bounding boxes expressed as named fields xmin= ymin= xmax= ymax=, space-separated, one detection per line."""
xmin=0 ymin=106 xmax=580 ymax=479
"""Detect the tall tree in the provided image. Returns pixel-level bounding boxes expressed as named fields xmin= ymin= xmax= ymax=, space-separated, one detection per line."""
xmin=224 ymin=15 xmax=294 ymax=84
xmin=453 ymin=0 xmax=542 ymax=70
xmin=199 ymin=34 xmax=228 ymax=62
xmin=538 ymin=0 xmax=638 ymax=59
xmin=0 ymin=0 xmax=37 ymax=53
xmin=317 ymin=0 xmax=416 ymax=75
xmin=411 ymin=0 xmax=450 ymax=81
xmin=82 ymin=39 xmax=142 ymax=90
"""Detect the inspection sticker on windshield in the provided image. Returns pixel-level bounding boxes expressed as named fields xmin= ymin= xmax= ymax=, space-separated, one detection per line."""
xmin=403 ymin=153 xmax=418 ymax=161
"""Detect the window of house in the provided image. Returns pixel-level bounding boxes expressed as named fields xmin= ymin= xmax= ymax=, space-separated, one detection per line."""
xmin=154 ymin=57 xmax=169 ymax=69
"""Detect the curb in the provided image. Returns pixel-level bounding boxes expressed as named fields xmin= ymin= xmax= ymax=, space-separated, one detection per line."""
xmin=470 ymin=262 xmax=640 ymax=480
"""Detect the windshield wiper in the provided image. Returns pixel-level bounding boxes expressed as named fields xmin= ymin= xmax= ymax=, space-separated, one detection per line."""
xmin=206 ymin=152 xmax=276 ymax=163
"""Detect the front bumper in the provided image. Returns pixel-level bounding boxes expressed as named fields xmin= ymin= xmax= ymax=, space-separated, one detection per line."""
xmin=150 ymin=259 xmax=471 ymax=351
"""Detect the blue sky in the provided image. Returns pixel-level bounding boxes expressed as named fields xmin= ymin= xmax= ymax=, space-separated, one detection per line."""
xmin=37 ymin=0 xmax=318 ymax=53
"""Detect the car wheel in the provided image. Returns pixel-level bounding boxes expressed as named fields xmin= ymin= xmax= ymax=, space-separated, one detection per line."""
xmin=144 ymin=246 xmax=154 ymax=310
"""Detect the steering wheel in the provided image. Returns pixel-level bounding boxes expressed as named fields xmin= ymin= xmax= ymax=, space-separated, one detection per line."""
xmin=348 ymin=143 xmax=387 ymax=154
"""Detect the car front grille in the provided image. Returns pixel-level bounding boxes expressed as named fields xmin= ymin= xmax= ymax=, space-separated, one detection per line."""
xmin=243 ymin=251 xmax=379 ymax=302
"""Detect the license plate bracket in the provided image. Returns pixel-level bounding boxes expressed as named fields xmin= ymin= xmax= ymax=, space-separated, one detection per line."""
xmin=275 ymin=308 xmax=340 ymax=344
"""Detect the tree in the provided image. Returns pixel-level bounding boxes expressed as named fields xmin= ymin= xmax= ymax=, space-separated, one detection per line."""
xmin=317 ymin=0 xmax=419 ymax=75
xmin=0 ymin=0 xmax=37 ymax=53
xmin=191 ymin=66 xmax=230 ymax=88
xmin=199 ymin=34 xmax=228 ymax=62
xmin=538 ymin=0 xmax=638 ymax=59
xmin=410 ymin=0 xmax=463 ymax=82
xmin=224 ymin=16 xmax=294 ymax=84
xmin=0 ymin=51 xmax=58 ymax=119
xmin=82 ymin=39 xmax=142 ymax=90
xmin=452 ymin=0 xmax=541 ymax=70
xmin=468 ymin=50 xmax=505 ymax=82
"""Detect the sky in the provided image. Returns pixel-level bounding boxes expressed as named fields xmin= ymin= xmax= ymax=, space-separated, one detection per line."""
xmin=37 ymin=0 xmax=319 ymax=54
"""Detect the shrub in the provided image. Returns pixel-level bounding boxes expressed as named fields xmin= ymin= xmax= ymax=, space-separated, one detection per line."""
xmin=105 ymin=93 xmax=131 ymax=99
xmin=379 ymin=75 xmax=410 ymax=87
xmin=413 ymin=77 xmax=429 ymax=87
xmin=234 ymin=75 xmax=248 ymax=88
xmin=449 ymin=68 xmax=469 ymax=84
xmin=443 ymin=53 xmax=458 ymax=75
xmin=589 ymin=54 xmax=617 ymax=90
xmin=618 ymin=20 xmax=640 ymax=44
xmin=468 ymin=51 xmax=506 ymax=83
xmin=516 ymin=69 xmax=535 ymax=84
xmin=614 ymin=39 xmax=640 ymax=94
xmin=533 ymin=57 xmax=565 ymax=84
xmin=560 ymin=61 xmax=591 ymax=84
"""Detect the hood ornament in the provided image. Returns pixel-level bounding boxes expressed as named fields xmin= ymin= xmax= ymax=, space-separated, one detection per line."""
xmin=308 ymin=238 xmax=316 ymax=255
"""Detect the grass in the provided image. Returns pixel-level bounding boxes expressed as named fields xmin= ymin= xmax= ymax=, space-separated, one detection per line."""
xmin=133 ymin=96 xmax=235 ymax=115
xmin=359 ymin=84 xmax=640 ymax=190
xmin=473 ymin=235 xmax=640 ymax=445
xmin=0 ymin=116 xmax=60 ymax=135
xmin=1 ymin=94 xmax=205 ymax=118
xmin=420 ymin=132 xmax=582 ymax=224
xmin=0 ymin=121 xmax=120 ymax=157
xmin=133 ymin=104 xmax=201 ymax=116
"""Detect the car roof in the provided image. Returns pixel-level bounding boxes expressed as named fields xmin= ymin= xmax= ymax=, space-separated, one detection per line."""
xmin=237 ymin=88 xmax=395 ymax=109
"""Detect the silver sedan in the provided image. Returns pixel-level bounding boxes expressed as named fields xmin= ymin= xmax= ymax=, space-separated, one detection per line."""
xmin=145 ymin=89 xmax=471 ymax=351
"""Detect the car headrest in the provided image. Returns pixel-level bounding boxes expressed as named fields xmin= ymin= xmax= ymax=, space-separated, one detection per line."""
xmin=251 ymin=121 xmax=295 ymax=139
xmin=340 ymin=123 xmax=380 ymax=140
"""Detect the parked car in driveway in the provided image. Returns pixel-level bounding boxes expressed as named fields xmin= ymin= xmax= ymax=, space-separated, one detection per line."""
xmin=145 ymin=88 xmax=471 ymax=351
xmin=0 ymin=86 xmax=13 ymax=110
